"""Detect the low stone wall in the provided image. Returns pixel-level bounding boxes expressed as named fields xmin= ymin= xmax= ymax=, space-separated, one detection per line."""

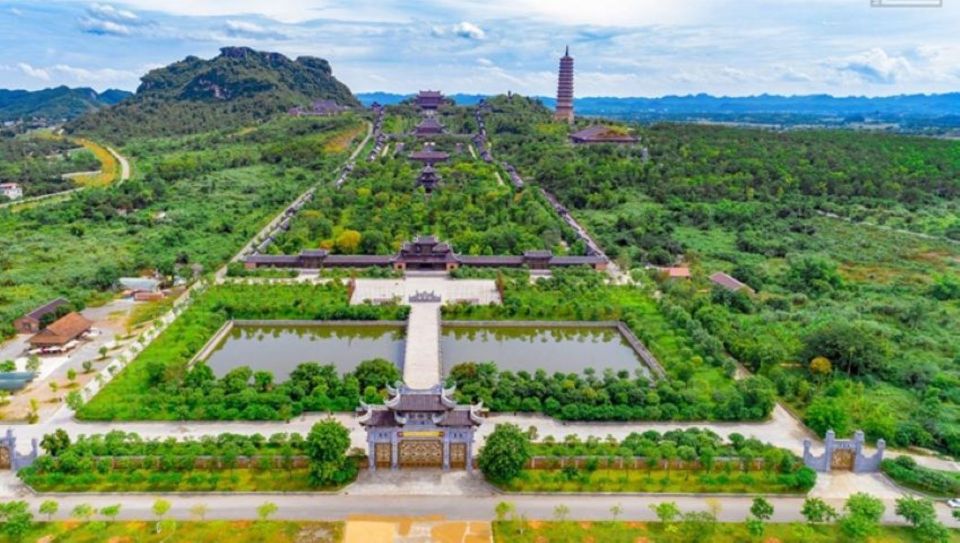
xmin=441 ymin=320 xmax=666 ymax=380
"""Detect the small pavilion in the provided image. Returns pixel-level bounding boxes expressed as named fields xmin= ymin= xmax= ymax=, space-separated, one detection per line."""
xmin=409 ymin=143 xmax=450 ymax=166
xmin=415 ymin=117 xmax=444 ymax=137
xmin=359 ymin=384 xmax=483 ymax=470
xmin=417 ymin=166 xmax=441 ymax=192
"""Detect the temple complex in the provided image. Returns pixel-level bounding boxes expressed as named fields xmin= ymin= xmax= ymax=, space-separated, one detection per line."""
xmin=416 ymin=166 xmax=441 ymax=192
xmin=359 ymin=384 xmax=483 ymax=470
xmin=554 ymin=46 xmax=574 ymax=123
xmin=244 ymin=235 xmax=608 ymax=272
xmin=416 ymin=90 xmax=444 ymax=111
xmin=409 ymin=143 xmax=450 ymax=165
xmin=415 ymin=117 xmax=444 ymax=137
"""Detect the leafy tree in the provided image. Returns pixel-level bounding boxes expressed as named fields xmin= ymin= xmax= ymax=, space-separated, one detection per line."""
xmin=750 ymin=497 xmax=773 ymax=521
xmin=335 ymin=229 xmax=362 ymax=253
xmin=25 ymin=355 xmax=41 ymax=374
xmin=100 ymin=504 xmax=121 ymax=522
xmin=40 ymin=429 xmax=71 ymax=457
xmin=66 ymin=390 xmax=84 ymax=411
xmin=651 ymin=501 xmax=681 ymax=524
xmin=895 ymin=496 xmax=936 ymax=527
xmin=0 ymin=501 xmax=33 ymax=541
xmin=39 ymin=500 xmax=59 ymax=522
xmin=72 ymin=503 xmax=94 ymax=522
xmin=804 ymin=397 xmax=851 ymax=437
xmin=808 ymin=356 xmax=832 ymax=382
xmin=152 ymin=498 xmax=171 ymax=533
xmin=305 ymin=419 xmax=354 ymax=487
xmin=801 ymin=321 xmax=888 ymax=377
xmin=257 ymin=502 xmax=278 ymax=522
xmin=478 ymin=424 xmax=531 ymax=484
xmin=839 ymin=493 xmax=884 ymax=542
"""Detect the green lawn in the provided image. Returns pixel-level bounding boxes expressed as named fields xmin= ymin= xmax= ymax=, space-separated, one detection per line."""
xmin=0 ymin=520 xmax=343 ymax=543
xmin=494 ymin=520 xmax=960 ymax=543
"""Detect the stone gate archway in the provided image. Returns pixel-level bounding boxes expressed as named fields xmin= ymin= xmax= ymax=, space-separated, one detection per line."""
xmin=803 ymin=430 xmax=885 ymax=473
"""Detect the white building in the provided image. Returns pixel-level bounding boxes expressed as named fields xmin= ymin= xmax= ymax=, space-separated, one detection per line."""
xmin=0 ymin=183 xmax=23 ymax=200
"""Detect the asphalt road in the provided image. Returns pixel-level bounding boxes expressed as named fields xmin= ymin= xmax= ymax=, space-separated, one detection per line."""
xmin=9 ymin=493 xmax=960 ymax=527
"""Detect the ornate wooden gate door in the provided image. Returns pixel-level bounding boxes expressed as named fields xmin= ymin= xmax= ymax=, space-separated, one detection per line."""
xmin=831 ymin=448 xmax=855 ymax=470
xmin=399 ymin=440 xmax=442 ymax=467
xmin=450 ymin=443 xmax=467 ymax=469
xmin=374 ymin=443 xmax=392 ymax=468
xmin=0 ymin=445 xmax=11 ymax=470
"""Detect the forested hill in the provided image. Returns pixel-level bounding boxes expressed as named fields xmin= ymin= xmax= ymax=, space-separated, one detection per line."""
xmin=68 ymin=47 xmax=359 ymax=141
xmin=0 ymin=86 xmax=131 ymax=122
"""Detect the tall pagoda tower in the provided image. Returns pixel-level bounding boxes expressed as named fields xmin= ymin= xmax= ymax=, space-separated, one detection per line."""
xmin=554 ymin=46 xmax=574 ymax=123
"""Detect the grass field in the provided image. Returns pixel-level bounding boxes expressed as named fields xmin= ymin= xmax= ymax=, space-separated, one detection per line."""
xmin=69 ymin=138 xmax=119 ymax=187
xmin=493 ymin=520 xmax=960 ymax=543
xmin=0 ymin=520 xmax=343 ymax=543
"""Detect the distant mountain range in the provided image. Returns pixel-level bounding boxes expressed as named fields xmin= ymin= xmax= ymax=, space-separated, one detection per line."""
xmin=358 ymin=92 xmax=960 ymax=129
xmin=67 ymin=47 xmax=358 ymax=141
xmin=0 ymin=86 xmax=132 ymax=122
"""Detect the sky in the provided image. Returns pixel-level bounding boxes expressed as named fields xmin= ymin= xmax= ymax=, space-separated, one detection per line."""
xmin=1 ymin=0 xmax=959 ymax=97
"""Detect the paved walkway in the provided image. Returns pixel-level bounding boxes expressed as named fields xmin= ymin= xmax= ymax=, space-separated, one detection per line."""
xmin=404 ymin=302 xmax=442 ymax=388
xmin=347 ymin=470 xmax=495 ymax=497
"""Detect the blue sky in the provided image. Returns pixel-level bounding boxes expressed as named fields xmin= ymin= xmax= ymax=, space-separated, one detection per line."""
xmin=1 ymin=0 xmax=959 ymax=97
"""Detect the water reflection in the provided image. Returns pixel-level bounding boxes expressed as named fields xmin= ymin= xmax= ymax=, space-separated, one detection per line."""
xmin=205 ymin=325 xmax=405 ymax=380
xmin=441 ymin=326 xmax=649 ymax=377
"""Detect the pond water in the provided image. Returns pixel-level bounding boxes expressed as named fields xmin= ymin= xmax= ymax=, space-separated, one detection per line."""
xmin=440 ymin=325 xmax=651 ymax=378
xmin=203 ymin=324 xmax=405 ymax=380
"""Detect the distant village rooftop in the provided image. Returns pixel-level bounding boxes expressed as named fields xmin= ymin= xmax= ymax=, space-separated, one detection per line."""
xmin=709 ymin=271 xmax=754 ymax=294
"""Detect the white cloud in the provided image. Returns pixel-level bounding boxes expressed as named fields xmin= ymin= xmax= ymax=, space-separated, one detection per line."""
xmin=10 ymin=7 xmax=23 ymax=16
xmin=829 ymin=48 xmax=912 ymax=84
xmin=79 ymin=17 xmax=133 ymax=35
xmin=17 ymin=63 xmax=50 ymax=81
xmin=431 ymin=21 xmax=485 ymax=40
xmin=224 ymin=20 xmax=287 ymax=39
xmin=477 ymin=57 xmax=494 ymax=66
xmin=88 ymin=3 xmax=139 ymax=23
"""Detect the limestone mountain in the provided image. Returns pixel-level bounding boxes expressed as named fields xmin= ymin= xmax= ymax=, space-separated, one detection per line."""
xmin=68 ymin=47 xmax=359 ymax=141
xmin=0 ymin=86 xmax=132 ymax=122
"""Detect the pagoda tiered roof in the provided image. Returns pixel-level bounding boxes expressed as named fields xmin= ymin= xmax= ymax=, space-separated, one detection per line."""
xmin=358 ymin=384 xmax=483 ymax=428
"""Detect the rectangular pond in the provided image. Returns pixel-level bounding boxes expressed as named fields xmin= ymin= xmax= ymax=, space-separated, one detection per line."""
xmin=202 ymin=323 xmax=405 ymax=380
xmin=440 ymin=324 xmax=652 ymax=378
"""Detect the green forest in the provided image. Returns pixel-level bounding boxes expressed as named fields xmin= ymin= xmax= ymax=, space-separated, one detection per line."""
xmin=272 ymin=142 xmax=580 ymax=256
xmin=0 ymin=135 xmax=98 ymax=198
xmin=482 ymin=95 xmax=960 ymax=456
xmin=0 ymin=115 xmax=363 ymax=339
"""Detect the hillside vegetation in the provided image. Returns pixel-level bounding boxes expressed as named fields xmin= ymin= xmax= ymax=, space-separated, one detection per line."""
xmin=68 ymin=47 xmax=358 ymax=141
xmin=0 ymin=115 xmax=363 ymax=338
xmin=485 ymin=94 xmax=960 ymax=457
xmin=0 ymin=86 xmax=130 ymax=122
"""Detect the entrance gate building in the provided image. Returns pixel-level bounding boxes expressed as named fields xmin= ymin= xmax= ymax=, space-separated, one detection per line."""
xmin=359 ymin=384 xmax=483 ymax=471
